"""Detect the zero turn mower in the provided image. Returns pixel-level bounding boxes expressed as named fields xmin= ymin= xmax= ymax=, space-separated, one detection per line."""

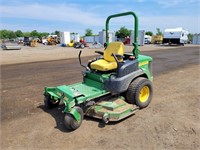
xmin=44 ymin=11 xmax=153 ymax=130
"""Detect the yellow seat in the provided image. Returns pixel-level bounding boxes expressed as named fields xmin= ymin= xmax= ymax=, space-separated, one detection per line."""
xmin=90 ymin=42 xmax=124 ymax=71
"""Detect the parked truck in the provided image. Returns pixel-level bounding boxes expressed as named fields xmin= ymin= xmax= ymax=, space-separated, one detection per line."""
xmin=151 ymin=35 xmax=163 ymax=44
xmin=144 ymin=35 xmax=152 ymax=44
xmin=163 ymin=28 xmax=189 ymax=45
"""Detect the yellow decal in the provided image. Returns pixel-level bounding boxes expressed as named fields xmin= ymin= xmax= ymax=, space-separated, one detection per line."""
xmin=139 ymin=61 xmax=148 ymax=67
xmin=57 ymin=92 xmax=62 ymax=96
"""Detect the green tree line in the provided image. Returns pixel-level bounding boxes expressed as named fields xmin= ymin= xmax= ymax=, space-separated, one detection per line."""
xmin=115 ymin=27 xmax=162 ymax=38
xmin=0 ymin=29 xmax=60 ymax=39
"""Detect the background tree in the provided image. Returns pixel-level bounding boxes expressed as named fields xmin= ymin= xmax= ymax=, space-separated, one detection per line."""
xmin=115 ymin=26 xmax=131 ymax=38
xmin=145 ymin=31 xmax=153 ymax=36
xmin=30 ymin=30 xmax=39 ymax=37
xmin=156 ymin=28 xmax=162 ymax=35
xmin=15 ymin=30 xmax=24 ymax=37
xmin=51 ymin=30 xmax=60 ymax=36
xmin=188 ymin=33 xmax=193 ymax=42
xmin=8 ymin=31 xmax=17 ymax=39
xmin=23 ymin=32 xmax=31 ymax=37
xmin=38 ymin=32 xmax=49 ymax=39
xmin=85 ymin=28 xmax=93 ymax=36
xmin=0 ymin=30 xmax=52 ymax=39
xmin=0 ymin=30 xmax=10 ymax=39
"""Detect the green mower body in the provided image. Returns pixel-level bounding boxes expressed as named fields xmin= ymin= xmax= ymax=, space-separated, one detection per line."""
xmin=44 ymin=12 xmax=153 ymax=130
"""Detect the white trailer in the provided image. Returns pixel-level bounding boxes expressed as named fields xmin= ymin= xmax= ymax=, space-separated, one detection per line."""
xmin=163 ymin=28 xmax=189 ymax=45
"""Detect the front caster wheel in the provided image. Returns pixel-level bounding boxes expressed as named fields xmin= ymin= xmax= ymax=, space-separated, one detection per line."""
xmin=44 ymin=96 xmax=60 ymax=109
xmin=63 ymin=106 xmax=84 ymax=130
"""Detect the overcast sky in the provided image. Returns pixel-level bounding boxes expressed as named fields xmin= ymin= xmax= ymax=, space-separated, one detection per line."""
xmin=0 ymin=0 xmax=199 ymax=35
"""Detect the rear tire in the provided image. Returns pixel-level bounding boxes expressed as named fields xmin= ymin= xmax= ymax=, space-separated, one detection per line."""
xmin=44 ymin=96 xmax=60 ymax=109
xmin=63 ymin=106 xmax=83 ymax=130
xmin=126 ymin=77 xmax=153 ymax=108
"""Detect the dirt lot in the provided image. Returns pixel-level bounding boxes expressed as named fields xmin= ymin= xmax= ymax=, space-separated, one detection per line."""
xmin=1 ymin=45 xmax=200 ymax=150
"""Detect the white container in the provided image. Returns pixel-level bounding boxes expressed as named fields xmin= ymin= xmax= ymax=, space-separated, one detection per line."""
xmin=84 ymin=36 xmax=99 ymax=43
xmin=130 ymin=30 xmax=145 ymax=46
xmin=99 ymin=31 xmax=115 ymax=45
xmin=74 ymin=34 xmax=80 ymax=42
xmin=192 ymin=34 xmax=200 ymax=45
xmin=60 ymin=32 xmax=70 ymax=45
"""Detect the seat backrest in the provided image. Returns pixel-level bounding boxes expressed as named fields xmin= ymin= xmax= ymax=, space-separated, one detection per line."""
xmin=103 ymin=42 xmax=124 ymax=62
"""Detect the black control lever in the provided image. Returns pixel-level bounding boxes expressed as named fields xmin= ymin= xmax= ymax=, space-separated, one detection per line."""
xmin=78 ymin=50 xmax=90 ymax=71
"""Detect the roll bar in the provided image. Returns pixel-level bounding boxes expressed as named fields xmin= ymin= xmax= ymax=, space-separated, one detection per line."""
xmin=105 ymin=11 xmax=140 ymax=58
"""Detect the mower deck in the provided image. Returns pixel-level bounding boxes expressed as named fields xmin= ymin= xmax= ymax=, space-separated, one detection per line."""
xmin=86 ymin=97 xmax=139 ymax=122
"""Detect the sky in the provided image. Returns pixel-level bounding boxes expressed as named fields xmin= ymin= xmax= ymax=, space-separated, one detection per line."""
xmin=0 ymin=0 xmax=199 ymax=36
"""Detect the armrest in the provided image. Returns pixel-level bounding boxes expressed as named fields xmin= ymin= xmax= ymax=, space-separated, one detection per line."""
xmin=111 ymin=53 xmax=124 ymax=70
xmin=111 ymin=53 xmax=124 ymax=60
xmin=95 ymin=51 xmax=104 ymax=55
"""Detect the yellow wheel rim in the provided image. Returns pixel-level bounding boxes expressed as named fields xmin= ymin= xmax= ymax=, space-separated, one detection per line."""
xmin=139 ymin=86 xmax=150 ymax=103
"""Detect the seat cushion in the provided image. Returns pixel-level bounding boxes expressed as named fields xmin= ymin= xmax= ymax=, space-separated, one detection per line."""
xmin=90 ymin=59 xmax=117 ymax=71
